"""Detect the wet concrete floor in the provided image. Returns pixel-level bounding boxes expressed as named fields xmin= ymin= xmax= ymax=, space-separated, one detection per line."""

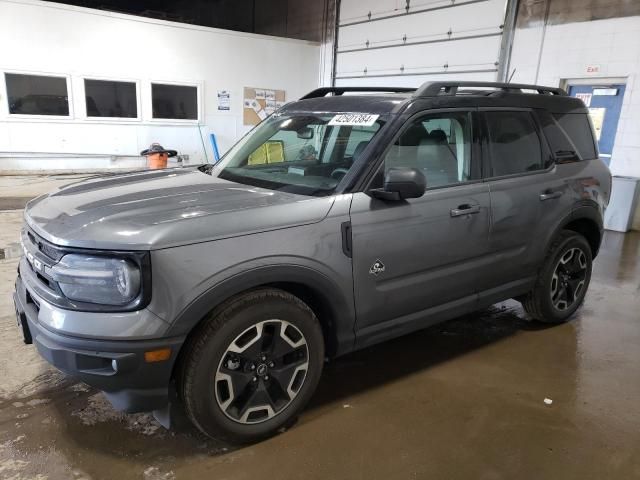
xmin=1 ymin=177 xmax=639 ymax=479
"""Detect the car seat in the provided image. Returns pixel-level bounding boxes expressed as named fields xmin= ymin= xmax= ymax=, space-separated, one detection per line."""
xmin=417 ymin=129 xmax=458 ymax=187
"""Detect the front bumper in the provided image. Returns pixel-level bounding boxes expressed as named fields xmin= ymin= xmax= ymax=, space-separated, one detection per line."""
xmin=14 ymin=274 xmax=185 ymax=413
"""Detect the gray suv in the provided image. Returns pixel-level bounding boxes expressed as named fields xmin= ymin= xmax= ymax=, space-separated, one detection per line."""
xmin=13 ymin=81 xmax=610 ymax=443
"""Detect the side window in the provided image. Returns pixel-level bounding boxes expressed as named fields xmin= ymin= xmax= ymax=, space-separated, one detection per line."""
xmin=552 ymin=113 xmax=598 ymax=160
xmin=382 ymin=112 xmax=474 ymax=189
xmin=536 ymin=109 xmax=581 ymax=162
xmin=486 ymin=111 xmax=543 ymax=176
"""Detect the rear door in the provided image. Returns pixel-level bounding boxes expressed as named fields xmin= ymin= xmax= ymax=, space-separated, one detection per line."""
xmin=479 ymin=109 xmax=573 ymax=296
xmin=349 ymin=109 xmax=491 ymax=346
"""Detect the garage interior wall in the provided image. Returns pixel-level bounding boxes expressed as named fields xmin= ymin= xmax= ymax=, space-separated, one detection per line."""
xmin=508 ymin=0 xmax=640 ymax=228
xmin=0 ymin=0 xmax=321 ymax=171
xmin=334 ymin=0 xmax=510 ymax=87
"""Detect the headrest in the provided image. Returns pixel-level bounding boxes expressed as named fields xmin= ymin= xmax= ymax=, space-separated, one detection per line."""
xmin=428 ymin=129 xmax=447 ymax=144
xmin=400 ymin=123 xmax=429 ymax=146
xmin=352 ymin=141 xmax=368 ymax=160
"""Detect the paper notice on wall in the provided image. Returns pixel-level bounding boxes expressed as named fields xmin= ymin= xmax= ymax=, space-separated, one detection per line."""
xmin=265 ymin=99 xmax=277 ymax=115
xmin=217 ymin=90 xmax=231 ymax=111
xmin=243 ymin=87 xmax=286 ymax=125
xmin=588 ymin=107 xmax=606 ymax=141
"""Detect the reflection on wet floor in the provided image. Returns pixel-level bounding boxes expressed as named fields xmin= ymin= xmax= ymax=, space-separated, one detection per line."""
xmin=1 ymin=229 xmax=639 ymax=480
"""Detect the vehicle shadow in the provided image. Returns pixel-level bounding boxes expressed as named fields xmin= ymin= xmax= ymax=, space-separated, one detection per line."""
xmin=18 ymin=300 xmax=554 ymax=476
xmin=309 ymin=300 xmax=550 ymax=410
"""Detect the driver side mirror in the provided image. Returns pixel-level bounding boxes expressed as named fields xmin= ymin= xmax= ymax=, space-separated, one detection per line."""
xmin=297 ymin=127 xmax=314 ymax=140
xmin=369 ymin=167 xmax=426 ymax=201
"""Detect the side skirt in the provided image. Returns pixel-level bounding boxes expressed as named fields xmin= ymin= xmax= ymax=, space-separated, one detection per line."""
xmin=350 ymin=276 xmax=535 ymax=354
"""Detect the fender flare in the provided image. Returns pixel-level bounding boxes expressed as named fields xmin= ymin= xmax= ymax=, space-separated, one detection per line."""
xmin=165 ymin=264 xmax=356 ymax=357
xmin=541 ymin=200 xmax=603 ymax=260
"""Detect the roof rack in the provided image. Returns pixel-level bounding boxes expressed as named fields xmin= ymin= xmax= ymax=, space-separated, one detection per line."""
xmin=300 ymin=86 xmax=416 ymax=99
xmin=299 ymin=82 xmax=566 ymax=101
xmin=414 ymin=81 xmax=566 ymax=97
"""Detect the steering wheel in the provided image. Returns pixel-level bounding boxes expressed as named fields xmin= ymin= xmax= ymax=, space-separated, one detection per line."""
xmin=330 ymin=168 xmax=349 ymax=180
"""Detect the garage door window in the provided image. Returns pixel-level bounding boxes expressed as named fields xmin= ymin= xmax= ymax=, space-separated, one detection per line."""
xmin=85 ymin=79 xmax=137 ymax=118
xmin=485 ymin=111 xmax=544 ymax=177
xmin=151 ymin=83 xmax=198 ymax=120
xmin=5 ymin=73 xmax=69 ymax=116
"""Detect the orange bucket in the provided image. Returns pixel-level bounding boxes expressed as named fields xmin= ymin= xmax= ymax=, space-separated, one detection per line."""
xmin=147 ymin=153 xmax=168 ymax=169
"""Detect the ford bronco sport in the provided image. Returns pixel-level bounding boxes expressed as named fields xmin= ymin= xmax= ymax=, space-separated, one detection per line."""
xmin=13 ymin=81 xmax=610 ymax=443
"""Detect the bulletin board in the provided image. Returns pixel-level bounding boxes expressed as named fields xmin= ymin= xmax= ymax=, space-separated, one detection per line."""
xmin=243 ymin=87 xmax=286 ymax=126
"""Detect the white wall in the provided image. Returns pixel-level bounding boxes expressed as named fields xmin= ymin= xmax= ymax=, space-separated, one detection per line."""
xmin=0 ymin=0 xmax=321 ymax=171
xmin=509 ymin=15 xmax=640 ymax=179
xmin=335 ymin=0 xmax=508 ymax=87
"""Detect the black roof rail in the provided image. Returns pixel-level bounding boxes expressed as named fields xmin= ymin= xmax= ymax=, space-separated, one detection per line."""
xmin=300 ymin=86 xmax=416 ymax=99
xmin=414 ymin=81 xmax=567 ymax=97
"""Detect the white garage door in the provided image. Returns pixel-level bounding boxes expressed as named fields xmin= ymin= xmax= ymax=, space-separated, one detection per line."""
xmin=335 ymin=0 xmax=509 ymax=87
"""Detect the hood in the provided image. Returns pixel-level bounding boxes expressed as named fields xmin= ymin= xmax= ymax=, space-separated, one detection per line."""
xmin=25 ymin=167 xmax=335 ymax=250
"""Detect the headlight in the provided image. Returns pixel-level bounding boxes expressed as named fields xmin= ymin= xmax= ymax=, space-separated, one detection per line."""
xmin=50 ymin=254 xmax=141 ymax=305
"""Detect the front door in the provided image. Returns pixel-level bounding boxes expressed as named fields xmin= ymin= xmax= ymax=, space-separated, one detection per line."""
xmin=568 ymin=83 xmax=626 ymax=166
xmin=349 ymin=110 xmax=490 ymax=347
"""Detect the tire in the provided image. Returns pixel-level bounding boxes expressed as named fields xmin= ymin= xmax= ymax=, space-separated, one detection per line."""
xmin=180 ymin=288 xmax=324 ymax=444
xmin=521 ymin=230 xmax=593 ymax=323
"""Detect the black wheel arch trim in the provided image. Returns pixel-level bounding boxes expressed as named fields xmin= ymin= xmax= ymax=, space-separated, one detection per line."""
xmin=542 ymin=201 xmax=603 ymax=261
xmin=165 ymin=264 xmax=356 ymax=358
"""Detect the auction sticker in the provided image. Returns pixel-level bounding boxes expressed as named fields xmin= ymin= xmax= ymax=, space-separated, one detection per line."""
xmin=329 ymin=113 xmax=380 ymax=127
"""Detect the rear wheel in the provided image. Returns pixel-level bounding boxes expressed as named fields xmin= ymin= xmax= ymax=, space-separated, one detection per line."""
xmin=180 ymin=288 xmax=324 ymax=443
xmin=521 ymin=230 xmax=592 ymax=323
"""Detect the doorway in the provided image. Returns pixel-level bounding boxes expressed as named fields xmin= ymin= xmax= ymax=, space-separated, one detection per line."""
xmin=566 ymin=82 xmax=626 ymax=166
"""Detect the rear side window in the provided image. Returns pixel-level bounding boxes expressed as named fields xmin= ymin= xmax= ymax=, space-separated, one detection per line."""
xmin=552 ymin=113 xmax=597 ymax=160
xmin=485 ymin=111 xmax=543 ymax=176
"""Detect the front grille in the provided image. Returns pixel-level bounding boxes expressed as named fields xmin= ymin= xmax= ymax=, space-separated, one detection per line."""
xmin=26 ymin=228 xmax=63 ymax=262
xmin=21 ymin=227 xmax=59 ymax=295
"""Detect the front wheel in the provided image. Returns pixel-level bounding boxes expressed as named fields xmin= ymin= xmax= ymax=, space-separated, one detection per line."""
xmin=180 ymin=289 xmax=324 ymax=443
xmin=521 ymin=230 xmax=593 ymax=323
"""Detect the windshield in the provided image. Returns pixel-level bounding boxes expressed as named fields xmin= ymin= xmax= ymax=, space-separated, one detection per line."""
xmin=206 ymin=113 xmax=384 ymax=196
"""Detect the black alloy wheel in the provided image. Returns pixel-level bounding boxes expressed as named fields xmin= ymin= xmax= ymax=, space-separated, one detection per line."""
xmin=215 ymin=319 xmax=309 ymax=424
xmin=180 ymin=288 xmax=324 ymax=443
xmin=550 ymin=247 xmax=588 ymax=311
xmin=521 ymin=230 xmax=593 ymax=323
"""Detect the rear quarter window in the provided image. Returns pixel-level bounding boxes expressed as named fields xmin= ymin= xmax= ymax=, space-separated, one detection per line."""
xmin=551 ymin=113 xmax=598 ymax=161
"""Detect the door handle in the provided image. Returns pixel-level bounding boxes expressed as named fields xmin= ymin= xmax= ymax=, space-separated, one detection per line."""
xmin=539 ymin=191 xmax=562 ymax=201
xmin=450 ymin=204 xmax=480 ymax=217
